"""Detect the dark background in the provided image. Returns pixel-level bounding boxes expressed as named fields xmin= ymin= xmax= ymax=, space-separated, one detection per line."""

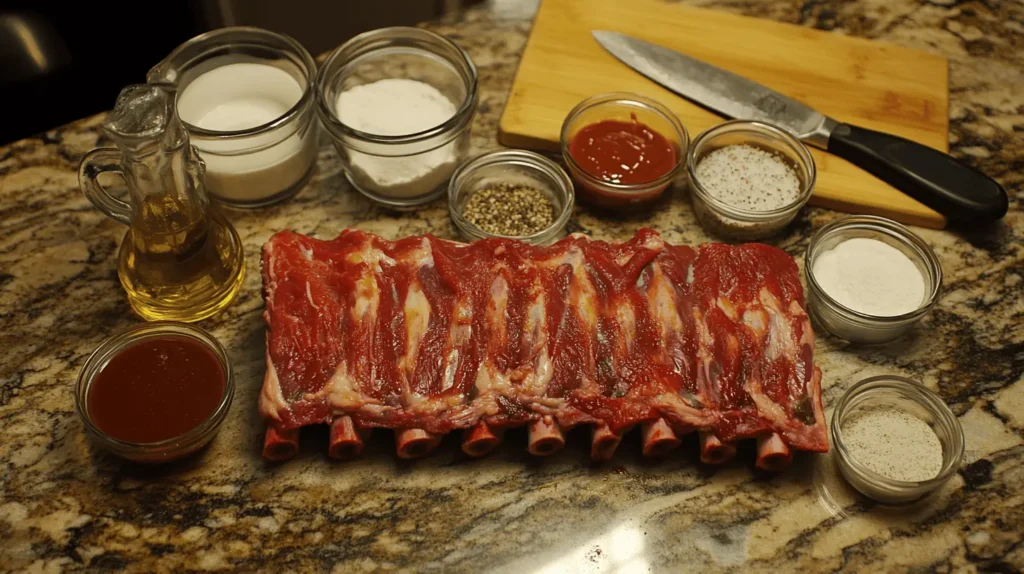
xmin=1 ymin=0 xmax=470 ymax=145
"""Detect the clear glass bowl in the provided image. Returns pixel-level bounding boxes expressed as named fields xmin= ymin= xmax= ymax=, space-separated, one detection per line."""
xmin=832 ymin=375 xmax=964 ymax=504
xmin=805 ymin=215 xmax=942 ymax=344
xmin=148 ymin=27 xmax=319 ymax=208
xmin=316 ymin=27 xmax=478 ymax=209
xmin=448 ymin=149 xmax=574 ymax=245
xmin=686 ymin=120 xmax=815 ymax=241
xmin=560 ymin=92 xmax=688 ymax=209
xmin=75 ymin=322 xmax=234 ymax=463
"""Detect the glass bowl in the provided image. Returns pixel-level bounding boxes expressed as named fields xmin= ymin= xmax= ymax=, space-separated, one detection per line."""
xmin=148 ymin=27 xmax=319 ymax=208
xmin=449 ymin=149 xmax=574 ymax=245
xmin=686 ymin=120 xmax=815 ymax=241
xmin=316 ymin=27 xmax=478 ymax=209
xmin=75 ymin=322 xmax=234 ymax=463
xmin=831 ymin=375 xmax=964 ymax=504
xmin=560 ymin=92 xmax=688 ymax=209
xmin=805 ymin=215 xmax=942 ymax=344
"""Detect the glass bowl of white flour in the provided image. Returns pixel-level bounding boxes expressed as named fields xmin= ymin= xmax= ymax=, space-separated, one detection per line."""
xmin=805 ymin=215 xmax=942 ymax=344
xmin=316 ymin=27 xmax=478 ymax=208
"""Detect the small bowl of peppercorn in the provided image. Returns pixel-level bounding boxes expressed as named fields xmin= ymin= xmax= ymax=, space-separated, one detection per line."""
xmin=448 ymin=149 xmax=574 ymax=245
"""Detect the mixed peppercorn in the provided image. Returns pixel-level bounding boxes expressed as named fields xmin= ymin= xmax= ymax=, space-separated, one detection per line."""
xmin=462 ymin=183 xmax=555 ymax=237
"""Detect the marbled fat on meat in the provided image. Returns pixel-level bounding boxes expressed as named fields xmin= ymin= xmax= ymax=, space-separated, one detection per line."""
xmin=259 ymin=229 xmax=827 ymax=466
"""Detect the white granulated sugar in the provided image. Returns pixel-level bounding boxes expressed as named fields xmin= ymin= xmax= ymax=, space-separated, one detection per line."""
xmin=178 ymin=63 xmax=302 ymax=131
xmin=842 ymin=407 xmax=944 ymax=482
xmin=335 ymin=79 xmax=458 ymax=197
xmin=694 ymin=144 xmax=801 ymax=211
xmin=812 ymin=237 xmax=926 ymax=317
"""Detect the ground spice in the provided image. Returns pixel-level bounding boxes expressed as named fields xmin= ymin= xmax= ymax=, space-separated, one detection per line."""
xmin=462 ymin=183 xmax=555 ymax=237
xmin=842 ymin=407 xmax=944 ymax=482
xmin=695 ymin=144 xmax=801 ymax=211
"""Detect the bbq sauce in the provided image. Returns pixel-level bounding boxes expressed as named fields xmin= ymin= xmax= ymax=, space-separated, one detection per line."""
xmin=569 ymin=115 xmax=677 ymax=185
xmin=88 ymin=336 xmax=225 ymax=443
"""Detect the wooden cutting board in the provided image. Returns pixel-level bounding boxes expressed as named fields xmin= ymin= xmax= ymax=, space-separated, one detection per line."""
xmin=499 ymin=0 xmax=950 ymax=229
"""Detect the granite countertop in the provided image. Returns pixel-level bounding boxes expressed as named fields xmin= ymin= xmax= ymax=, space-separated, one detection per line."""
xmin=1 ymin=0 xmax=1022 ymax=571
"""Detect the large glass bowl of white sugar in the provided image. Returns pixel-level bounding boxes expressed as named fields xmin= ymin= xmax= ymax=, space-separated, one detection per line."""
xmin=316 ymin=27 xmax=478 ymax=209
xmin=149 ymin=27 xmax=319 ymax=208
xmin=805 ymin=215 xmax=942 ymax=344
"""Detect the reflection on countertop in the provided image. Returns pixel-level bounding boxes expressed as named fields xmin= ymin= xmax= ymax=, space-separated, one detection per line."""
xmin=1 ymin=0 xmax=1022 ymax=571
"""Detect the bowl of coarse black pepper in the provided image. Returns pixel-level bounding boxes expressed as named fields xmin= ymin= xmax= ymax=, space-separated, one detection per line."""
xmin=448 ymin=149 xmax=574 ymax=245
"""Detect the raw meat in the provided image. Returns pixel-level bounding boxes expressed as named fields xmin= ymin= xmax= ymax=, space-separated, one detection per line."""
xmin=259 ymin=229 xmax=827 ymax=468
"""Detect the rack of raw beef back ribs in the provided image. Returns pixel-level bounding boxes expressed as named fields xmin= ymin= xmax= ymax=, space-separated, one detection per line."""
xmin=258 ymin=228 xmax=828 ymax=470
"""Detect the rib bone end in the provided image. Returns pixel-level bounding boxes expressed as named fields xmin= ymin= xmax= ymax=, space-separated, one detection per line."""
xmin=396 ymin=428 xmax=442 ymax=459
xmin=756 ymin=433 xmax=793 ymax=472
xmin=700 ymin=431 xmax=737 ymax=464
xmin=328 ymin=416 xmax=368 ymax=460
xmin=642 ymin=419 xmax=681 ymax=457
xmin=527 ymin=417 xmax=565 ymax=456
xmin=591 ymin=424 xmax=622 ymax=461
xmin=462 ymin=422 xmax=502 ymax=457
xmin=263 ymin=426 xmax=300 ymax=462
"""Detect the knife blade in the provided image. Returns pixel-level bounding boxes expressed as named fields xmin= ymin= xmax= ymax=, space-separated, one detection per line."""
xmin=592 ymin=30 xmax=1008 ymax=226
xmin=592 ymin=30 xmax=834 ymax=147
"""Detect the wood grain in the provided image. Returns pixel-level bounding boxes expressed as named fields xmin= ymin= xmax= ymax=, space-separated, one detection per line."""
xmin=499 ymin=0 xmax=950 ymax=228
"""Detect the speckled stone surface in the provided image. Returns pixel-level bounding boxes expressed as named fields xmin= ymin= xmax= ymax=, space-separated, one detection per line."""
xmin=1 ymin=0 xmax=1022 ymax=571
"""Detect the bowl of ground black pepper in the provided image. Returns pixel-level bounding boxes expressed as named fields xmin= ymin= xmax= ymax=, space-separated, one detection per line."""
xmin=449 ymin=149 xmax=574 ymax=245
xmin=831 ymin=375 xmax=965 ymax=504
xmin=687 ymin=120 xmax=816 ymax=241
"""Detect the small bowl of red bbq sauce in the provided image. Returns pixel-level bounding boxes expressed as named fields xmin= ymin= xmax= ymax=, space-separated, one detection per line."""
xmin=75 ymin=322 xmax=233 ymax=463
xmin=560 ymin=92 xmax=688 ymax=209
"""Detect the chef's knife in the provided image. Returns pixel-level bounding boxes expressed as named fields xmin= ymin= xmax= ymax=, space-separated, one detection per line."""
xmin=592 ymin=30 xmax=1008 ymax=226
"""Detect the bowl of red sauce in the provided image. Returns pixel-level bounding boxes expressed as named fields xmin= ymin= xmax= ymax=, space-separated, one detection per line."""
xmin=560 ymin=92 xmax=688 ymax=209
xmin=75 ymin=322 xmax=233 ymax=463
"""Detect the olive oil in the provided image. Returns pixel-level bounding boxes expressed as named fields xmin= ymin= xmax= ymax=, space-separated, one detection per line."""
xmin=79 ymin=84 xmax=246 ymax=322
xmin=118 ymin=210 xmax=245 ymax=322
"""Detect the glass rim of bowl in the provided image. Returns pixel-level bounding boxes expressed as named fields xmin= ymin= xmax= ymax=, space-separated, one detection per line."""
xmin=315 ymin=26 xmax=479 ymax=146
xmin=805 ymin=214 xmax=943 ymax=323
xmin=448 ymin=149 xmax=575 ymax=243
xmin=686 ymin=119 xmax=817 ymax=222
xmin=831 ymin=375 xmax=965 ymax=493
xmin=75 ymin=321 xmax=235 ymax=452
xmin=150 ymin=26 xmax=318 ymax=140
xmin=560 ymin=92 xmax=689 ymax=194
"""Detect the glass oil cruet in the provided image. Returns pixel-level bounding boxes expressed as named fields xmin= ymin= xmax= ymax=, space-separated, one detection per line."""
xmin=78 ymin=83 xmax=246 ymax=322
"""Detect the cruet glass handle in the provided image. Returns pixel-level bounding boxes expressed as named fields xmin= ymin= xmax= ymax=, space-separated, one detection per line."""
xmin=79 ymin=148 xmax=131 ymax=226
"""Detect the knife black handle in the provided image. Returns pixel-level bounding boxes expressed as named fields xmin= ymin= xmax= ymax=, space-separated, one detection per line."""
xmin=827 ymin=123 xmax=1008 ymax=226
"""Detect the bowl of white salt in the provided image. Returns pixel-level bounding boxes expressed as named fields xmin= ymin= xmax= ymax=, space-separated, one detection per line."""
xmin=805 ymin=215 xmax=942 ymax=344
xmin=316 ymin=27 xmax=477 ymax=208
xmin=832 ymin=375 xmax=964 ymax=504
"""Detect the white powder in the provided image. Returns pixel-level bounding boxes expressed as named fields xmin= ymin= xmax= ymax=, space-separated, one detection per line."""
xmin=842 ymin=407 xmax=944 ymax=482
xmin=695 ymin=144 xmax=802 ymax=211
xmin=812 ymin=237 xmax=926 ymax=316
xmin=335 ymin=79 xmax=458 ymax=198
xmin=176 ymin=63 xmax=317 ymax=204
xmin=179 ymin=63 xmax=301 ymax=131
